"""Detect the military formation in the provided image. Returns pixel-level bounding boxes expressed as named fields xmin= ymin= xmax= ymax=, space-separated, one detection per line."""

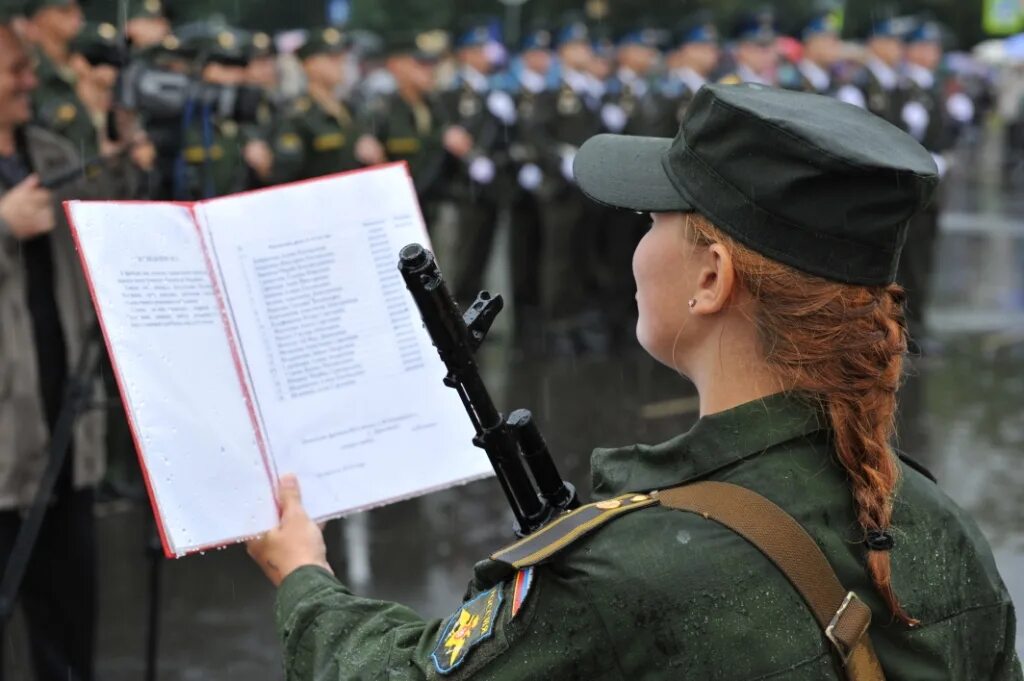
xmin=17 ymin=0 xmax=980 ymax=354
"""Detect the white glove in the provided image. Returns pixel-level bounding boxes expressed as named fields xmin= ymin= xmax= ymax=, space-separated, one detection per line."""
xmin=517 ymin=163 xmax=542 ymax=190
xmin=901 ymin=101 xmax=930 ymax=141
xmin=931 ymin=153 xmax=949 ymax=178
xmin=468 ymin=156 xmax=496 ymax=185
xmin=560 ymin=150 xmax=577 ymax=182
xmin=486 ymin=90 xmax=517 ymax=125
xmin=946 ymin=92 xmax=975 ymax=123
xmin=836 ymin=85 xmax=866 ymax=109
xmin=601 ymin=103 xmax=628 ymax=133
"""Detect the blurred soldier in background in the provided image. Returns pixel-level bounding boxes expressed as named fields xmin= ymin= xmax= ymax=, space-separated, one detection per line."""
xmin=602 ymin=23 xmax=666 ymax=137
xmin=440 ymin=19 xmax=511 ymax=306
xmin=125 ymin=0 xmax=170 ymax=52
xmin=720 ymin=9 xmax=779 ymax=86
xmin=853 ymin=16 xmax=910 ymax=126
xmin=246 ymin=31 xmax=280 ymax=100
xmin=535 ymin=17 xmax=604 ymax=355
xmin=273 ymin=27 xmax=382 ymax=184
xmin=34 ymin=21 xmax=118 ymax=158
xmin=364 ymin=29 xmax=450 ymax=224
xmin=785 ymin=10 xmax=849 ymax=97
xmin=24 ymin=0 xmax=83 ymax=110
xmin=661 ymin=13 xmax=720 ymax=123
xmin=502 ymin=25 xmax=554 ymax=348
xmin=898 ymin=18 xmax=970 ymax=345
xmin=40 ymin=21 xmax=155 ymax=180
xmin=598 ymin=23 xmax=671 ymax=349
xmin=176 ymin=26 xmax=273 ymax=198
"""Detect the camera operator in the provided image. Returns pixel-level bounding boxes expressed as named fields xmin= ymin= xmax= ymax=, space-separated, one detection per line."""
xmin=175 ymin=26 xmax=274 ymax=198
xmin=0 ymin=19 xmax=105 ymax=681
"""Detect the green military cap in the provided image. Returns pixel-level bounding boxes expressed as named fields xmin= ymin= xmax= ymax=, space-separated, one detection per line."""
xmin=129 ymin=0 xmax=166 ymax=19
xmin=26 ymin=0 xmax=76 ymax=12
xmin=0 ymin=2 xmax=28 ymax=22
xmin=70 ymin=21 xmax=123 ymax=66
xmin=296 ymin=26 xmax=347 ymax=60
xmin=178 ymin=24 xmax=250 ymax=66
xmin=247 ymin=31 xmax=276 ymax=59
xmin=573 ymin=84 xmax=939 ymax=286
xmin=382 ymin=28 xmax=449 ymax=61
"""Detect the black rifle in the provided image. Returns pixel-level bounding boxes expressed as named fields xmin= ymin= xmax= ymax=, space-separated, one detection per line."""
xmin=398 ymin=244 xmax=579 ymax=536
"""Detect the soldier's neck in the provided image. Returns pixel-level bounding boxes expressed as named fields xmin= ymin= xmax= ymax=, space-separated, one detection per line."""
xmin=397 ymin=84 xmax=424 ymax=106
xmin=0 ymin=129 xmax=14 ymax=157
xmin=308 ymin=83 xmax=338 ymax=109
xmin=35 ymin=36 xmax=69 ymax=68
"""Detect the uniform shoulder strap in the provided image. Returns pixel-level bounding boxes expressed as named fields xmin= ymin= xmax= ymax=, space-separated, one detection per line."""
xmin=489 ymin=493 xmax=657 ymax=569
xmin=655 ymin=481 xmax=885 ymax=681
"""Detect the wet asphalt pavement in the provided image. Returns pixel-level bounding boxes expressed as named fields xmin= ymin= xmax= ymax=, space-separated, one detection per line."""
xmin=5 ymin=128 xmax=1022 ymax=680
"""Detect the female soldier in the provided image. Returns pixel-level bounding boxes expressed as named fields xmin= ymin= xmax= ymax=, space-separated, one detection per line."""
xmin=247 ymin=84 xmax=1022 ymax=680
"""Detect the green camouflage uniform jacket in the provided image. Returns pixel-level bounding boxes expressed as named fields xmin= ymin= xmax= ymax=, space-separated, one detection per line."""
xmin=363 ymin=92 xmax=449 ymax=201
xmin=273 ymin=393 xmax=1022 ymax=680
xmin=271 ymin=94 xmax=364 ymax=184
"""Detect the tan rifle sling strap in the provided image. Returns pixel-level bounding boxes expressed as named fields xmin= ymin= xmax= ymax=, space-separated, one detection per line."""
xmin=654 ymin=481 xmax=886 ymax=681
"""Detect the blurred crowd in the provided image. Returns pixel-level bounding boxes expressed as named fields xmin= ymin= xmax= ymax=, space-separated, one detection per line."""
xmin=2 ymin=2 xmax=1002 ymax=355
xmin=0 ymin=2 xmax=1011 ymax=679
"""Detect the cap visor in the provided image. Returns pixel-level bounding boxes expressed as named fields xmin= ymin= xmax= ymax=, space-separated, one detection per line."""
xmin=573 ymin=134 xmax=692 ymax=213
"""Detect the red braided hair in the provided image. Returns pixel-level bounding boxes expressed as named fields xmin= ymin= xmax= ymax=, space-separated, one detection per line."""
xmin=689 ymin=214 xmax=918 ymax=626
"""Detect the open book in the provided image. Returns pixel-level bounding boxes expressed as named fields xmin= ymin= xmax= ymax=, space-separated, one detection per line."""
xmin=66 ymin=164 xmax=492 ymax=557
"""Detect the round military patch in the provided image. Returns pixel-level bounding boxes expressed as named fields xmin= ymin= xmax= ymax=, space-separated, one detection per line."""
xmin=323 ymin=27 xmax=342 ymax=45
xmin=458 ymin=93 xmax=480 ymax=118
xmin=253 ymin=32 xmax=271 ymax=50
xmin=98 ymin=22 xmax=117 ymax=40
xmin=220 ymin=120 xmax=238 ymax=138
xmin=145 ymin=0 xmax=162 ymax=12
xmin=557 ymin=89 xmax=581 ymax=115
xmin=56 ymin=103 xmax=78 ymax=123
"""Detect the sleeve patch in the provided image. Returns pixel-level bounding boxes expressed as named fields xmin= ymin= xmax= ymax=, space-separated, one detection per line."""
xmin=432 ymin=586 xmax=504 ymax=675
xmin=510 ymin=567 xmax=534 ymax=619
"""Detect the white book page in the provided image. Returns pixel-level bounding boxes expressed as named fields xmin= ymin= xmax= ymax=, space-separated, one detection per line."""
xmin=66 ymin=201 xmax=278 ymax=556
xmin=196 ymin=165 xmax=492 ymax=521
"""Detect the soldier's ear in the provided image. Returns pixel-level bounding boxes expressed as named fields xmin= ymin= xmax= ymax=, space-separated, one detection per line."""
xmin=691 ymin=242 xmax=735 ymax=315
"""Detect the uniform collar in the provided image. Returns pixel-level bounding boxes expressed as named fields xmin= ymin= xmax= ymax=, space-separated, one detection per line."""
xmin=903 ymin=62 xmax=934 ymax=90
xmin=563 ymin=68 xmax=590 ymax=94
xmin=673 ymin=67 xmax=706 ymax=94
xmin=617 ymin=68 xmax=648 ymax=97
xmin=866 ymin=56 xmax=898 ymax=90
xmin=737 ymin=63 xmax=771 ymax=86
xmin=460 ymin=66 xmax=490 ymax=93
xmin=519 ymin=67 xmax=547 ymax=93
xmin=798 ymin=59 xmax=831 ymax=92
xmin=591 ymin=392 xmax=826 ymax=497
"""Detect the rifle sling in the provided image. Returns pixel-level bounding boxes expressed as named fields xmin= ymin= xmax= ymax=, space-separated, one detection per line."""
xmin=655 ymin=481 xmax=885 ymax=681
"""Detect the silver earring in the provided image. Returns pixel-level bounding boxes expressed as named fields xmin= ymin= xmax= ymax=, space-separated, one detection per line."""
xmin=688 ymin=299 xmax=697 ymax=309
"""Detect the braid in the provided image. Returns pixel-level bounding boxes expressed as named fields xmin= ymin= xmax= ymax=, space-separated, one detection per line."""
xmin=689 ymin=215 xmax=918 ymax=626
